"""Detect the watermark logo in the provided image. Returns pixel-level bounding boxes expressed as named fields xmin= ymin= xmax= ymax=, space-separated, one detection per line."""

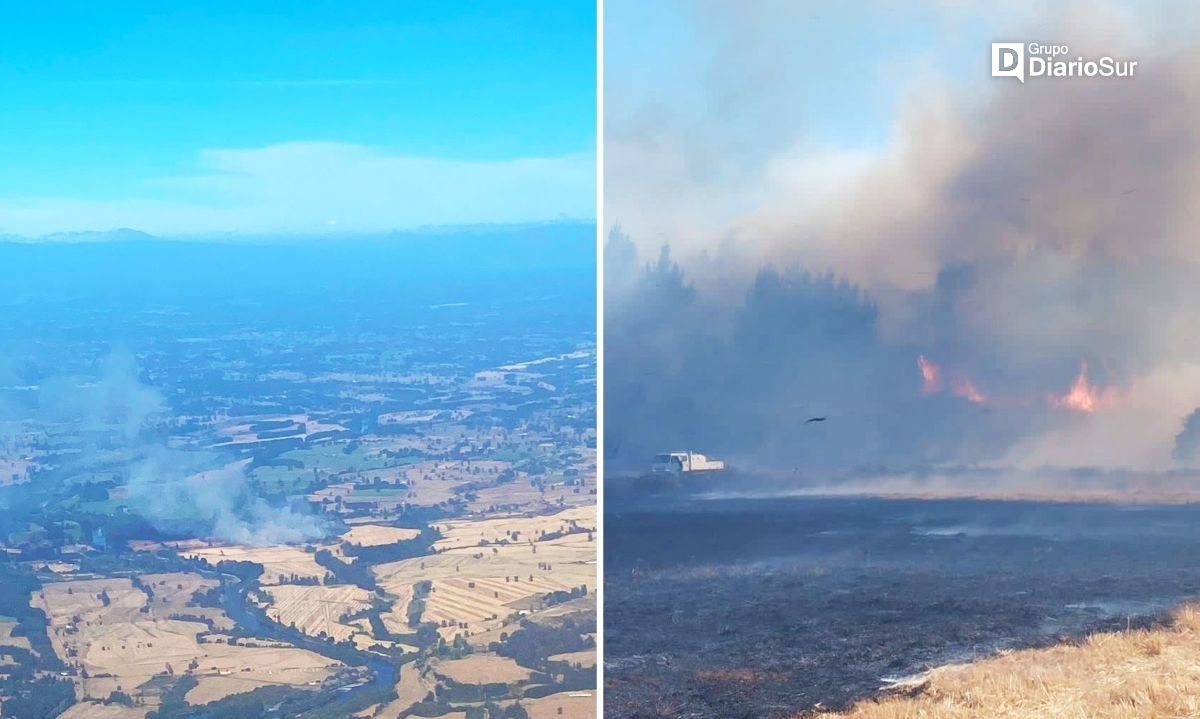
xmin=991 ymin=43 xmax=1025 ymax=81
xmin=991 ymin=42 xmax=1137 ymax=82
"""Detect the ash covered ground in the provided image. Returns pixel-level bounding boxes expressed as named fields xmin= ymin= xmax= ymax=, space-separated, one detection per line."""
xmin=604 ymin=492 xmax=1200 ymax=718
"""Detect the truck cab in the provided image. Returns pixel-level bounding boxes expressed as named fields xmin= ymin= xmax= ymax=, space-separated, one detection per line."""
xmin=651 ymin=451 xmax=725 ymax=474
xmin=651 ymin=453 xmax=686 ymax=474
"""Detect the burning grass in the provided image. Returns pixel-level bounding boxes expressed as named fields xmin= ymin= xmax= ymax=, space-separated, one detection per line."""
xmin=813 ymin=604 xmax=1200 ymax=719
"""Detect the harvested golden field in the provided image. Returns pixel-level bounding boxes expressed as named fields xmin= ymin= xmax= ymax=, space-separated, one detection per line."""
xmin=525 ymin=691 xmax=596 ymax=719
xmin=58 ymin=702 xmax=148 ymax=719
xmin=465 ymin=476 xmax=595 ymax=514
xmin=0 ymin=456 xmax=32 ymax=485
xmin=432 ymin=505 xmax=594 ymax=550
xmin=816 ymin=604 xmax=1200 ymax=719
xmin=376 ymin=580 xmax=416 ymax=636
xmin=140 ymin=572 xmax=232 ymax=630
xmin=366 ymin=663 xmax=435 ymax=719
xmin=549 ymin=649 xmax=595 ymax=668
xmin=432 ymin=654 xmax=532 ymax=684
xmin=0 ymin=619 xmax=31 ymax=652
xmin=341 ymin=524 xmax=422 ymax=546
xmin=374 ymin=529 xmax=594 ymax=640
xmin=32 ymin=576 xmax=341 ymax=707
xmin=42 ymin=561 xmax=80 ymax=574
xmin=263 ymin=584 xmax=372 ymax=642
xmin=421 ymin=572 xmax=576 ymax=637
xmin=130 ymin=538 xmax=214 ymax=553
xmin=183 ymin=544 xmax=326 ymax=585
xmin=183 ymin=656 xmax=337 ymax=707
xmin=466 ymin=594 xmax=594 ymax=650
xmin=394 ymin=459 xmax=514 ymax=507
xmin=527 ymin=592 xmax=596 ymax=624
xmin=35 ymin=577 xmax=148 ymax=627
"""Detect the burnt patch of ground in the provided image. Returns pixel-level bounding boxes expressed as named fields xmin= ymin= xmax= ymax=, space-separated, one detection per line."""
xmin=604 ymin=497 xmax=1200 ymax=719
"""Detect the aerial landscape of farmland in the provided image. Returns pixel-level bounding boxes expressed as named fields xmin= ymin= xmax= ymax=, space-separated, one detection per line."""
xmin=0 ymin=232 xmax=597 ymax=718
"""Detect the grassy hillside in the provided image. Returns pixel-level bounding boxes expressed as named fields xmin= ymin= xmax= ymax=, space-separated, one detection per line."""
xmin=816 ymin=604 xmax=1200 ymax=719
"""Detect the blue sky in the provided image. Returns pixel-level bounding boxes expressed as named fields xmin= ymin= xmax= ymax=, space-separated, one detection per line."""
xmin=0 ymin=1 xmax=595 ymax=236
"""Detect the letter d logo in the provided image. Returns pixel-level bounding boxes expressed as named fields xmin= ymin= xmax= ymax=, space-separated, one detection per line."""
xmin=991 ymin=43 xmax=1024 ymax=82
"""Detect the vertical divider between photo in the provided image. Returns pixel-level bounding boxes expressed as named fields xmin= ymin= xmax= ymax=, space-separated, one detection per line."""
xmin=594 ymin=0 xmax=607 ymax=715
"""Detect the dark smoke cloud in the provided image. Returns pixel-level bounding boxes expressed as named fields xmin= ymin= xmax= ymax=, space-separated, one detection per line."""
xmin=1174 ymin=410 xmax=1200 ymax=465
xmin=606 ymin=2 xmax=1200 ymax=474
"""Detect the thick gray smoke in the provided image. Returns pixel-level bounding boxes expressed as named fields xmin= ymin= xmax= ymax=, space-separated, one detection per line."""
xmin=606 ymin=2 xmax=1200 ymax=476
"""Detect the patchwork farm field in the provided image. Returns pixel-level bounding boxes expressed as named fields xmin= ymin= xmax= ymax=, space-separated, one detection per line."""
xmin=432 ymin=506 xmax=594 ymax=550
xmin=184 ymin=545 xmax=327 ymax=585
xmin=432 ymin=654 xmax=532 ymax=684
xmin=263 ymin=584 xmax=373 ymax=642
xmin=32 ymin=574 xmax=342 ymax=709
xmin=341 ymin=524 xmax=422 ymax=546
xmin=376 ymin=507 xmax=596 ymax=641
xmin=0 ymin=238 xmax=596 ymax=717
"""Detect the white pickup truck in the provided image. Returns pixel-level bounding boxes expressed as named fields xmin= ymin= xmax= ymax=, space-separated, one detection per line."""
xmin=650 ymin=451 xmax=725 ymax=474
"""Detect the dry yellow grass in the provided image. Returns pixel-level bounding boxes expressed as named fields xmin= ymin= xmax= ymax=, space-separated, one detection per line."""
xmin=464 ymin=479 xmax=594 ymax=514
xmin=524 ymin=691 xmax=596 ymax=719
xmin=0 ymin=456 xmax=33 ymax=485
xmin=58 ymin=703 xmax=149 ymax=719
xmin=43 ymin=561 xmax=81 ymax=574
xmin=374 ymin=530 xmax=594 ymax=641
xmin=140 ymin=572 xmax=232 ymax=630
xmin=183 ymin=545 xmax=326 ymax=585
xmin=366 ymin=663 xmax=436 ymax=719
xmin=549 ymin=649 xmax=596 ymax=668
xmin=815 ymin=604 xmax=1200 ymax=719
xmin=263 ymin=584 xmax=373 ymax=642
xmin=433 ymin=654 xmax=532 ymax=684
xmin=432 ymin=506 xmax=594 ymax=551
xmin=340 ymin=524 xmax=422 ymax=546
xmin=0 ymin=619 xmax=32 ymax=652
xmin=32 ymin=576 xmax=340 ymax=706
xmin=395 ymin=459 xmax=513 ymax=507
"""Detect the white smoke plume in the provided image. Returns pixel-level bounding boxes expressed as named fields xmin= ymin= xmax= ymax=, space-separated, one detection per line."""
xmin=126 ymin=454 xmax=326 ymax=546
xmin=39 ymin=353 xmax=327 ymax=544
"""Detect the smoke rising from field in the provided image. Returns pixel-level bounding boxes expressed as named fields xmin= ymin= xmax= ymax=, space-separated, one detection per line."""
xmin=125 ymin=452 xmax=326 ymax=546
xmin=37 ymin=354 xmax=325 ymax=544
xmin=605 ymin=2 xmax=1200 ymax=477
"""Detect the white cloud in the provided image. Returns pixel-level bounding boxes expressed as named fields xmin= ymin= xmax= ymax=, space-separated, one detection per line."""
xmin=0 ymin=141 xmax=594 ymax=237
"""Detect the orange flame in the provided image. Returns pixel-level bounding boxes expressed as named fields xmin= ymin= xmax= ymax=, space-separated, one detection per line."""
xmin=917 ymin=355 xmax=942 ymax=395
xmin=1050 ymin=360 xmax=1112 ymax=413
xmin=951 ymin=375 xmax=986 ymax=404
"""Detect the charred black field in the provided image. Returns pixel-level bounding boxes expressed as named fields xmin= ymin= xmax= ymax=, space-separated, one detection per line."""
xmin=604 ymin=492 xmax=1200 ymax=719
